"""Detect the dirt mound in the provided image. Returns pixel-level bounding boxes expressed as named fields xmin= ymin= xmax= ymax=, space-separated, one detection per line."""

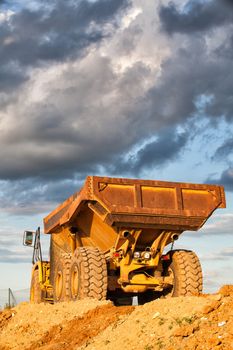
xmin=0 ymin=285 xmax=232 ymax=350
xmin=0 ymin=299 xmax=110 ymax=350
xmin=170 ymin=294 xmax=233 ymax=350
xmin=0 ymin=309 xmax=16 ymax=332
xmin=27 ymin=304 xmax=133 ymax=350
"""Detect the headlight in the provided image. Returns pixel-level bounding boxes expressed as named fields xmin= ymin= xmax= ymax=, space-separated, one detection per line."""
xmin=134 ymin=251 xmax=141 ymax=259
xmin=143 ymin=252 xmax=151 ymax=260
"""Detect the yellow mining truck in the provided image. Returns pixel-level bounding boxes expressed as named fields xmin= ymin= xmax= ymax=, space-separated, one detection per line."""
xmin=23 ymin=176 xmax=225 ymax=304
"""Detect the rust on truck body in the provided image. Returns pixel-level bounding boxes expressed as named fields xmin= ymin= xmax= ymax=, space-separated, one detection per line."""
xmin=44 ymin=176 xmax=225 ymax=236
xmin=27 ymin=176 xmax=225 ymax=302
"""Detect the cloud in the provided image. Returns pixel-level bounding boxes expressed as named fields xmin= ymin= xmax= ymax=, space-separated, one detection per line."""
xmin=0 ymin=0 xmax=129 ymax=91
xmin=206 ymin=168 xmax=233 ymax=191
xmin=0 ymin=248 xmax=31 ymax=263
xmin=131 ymin=129 xmax=188 ymax=170
xmin=221 ymin=247 xmax=233 ymax=257
xmin=0 ymin=178 xmax=83 ymax=214
xmin=0 ymin=41 xmax=178 ymax=182
xmin=0 ymin=14 xmax=212 ymax=183
xmin=0 ymin=229 xmax=32 ymax=263
xmin=0 ymin=224 xmax=50 ymax=263
xmin=200 ymin=246 xmax=233 ymax=261
xmin=0 ymin=64 xmax=27 ymax=92
xmin=114 ymin=128 xmax=188 ymax=174
xmin=214 ymin=138 xmax=233 ymax=160
xmin=201 ymin=214 xmax=233 ymax=236
xmin=1 ymin=0 xmax=233 ymax=278
xmin=157 ymin=1 xmax=233 ymax=123
xmin=183 ymin=214 xmax=233 ymax=237
xmin=0 ymin=0 xmax=233 ymax=216
xmin=159 ymin=0 xmax=233 ymax=35
xmin=203 ymin=266 xmax=233 ymax=293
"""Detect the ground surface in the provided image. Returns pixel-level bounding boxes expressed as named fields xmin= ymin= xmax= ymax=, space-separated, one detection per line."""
xmin=0 ymin=285 xmax=232 ymax=350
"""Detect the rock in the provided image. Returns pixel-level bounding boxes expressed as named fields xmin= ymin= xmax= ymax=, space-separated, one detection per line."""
xmin=206 ymin=337 xmax=221 ymax=347
xmin=218 ymin=285 xmax=233 ymax=297
xmin=210 ymin=294 xmax=222 ymax=301
xmin=202 ymin=301 xmax=221 ymax=315
xmin=173 ymin=325 xmax=195 ymax=337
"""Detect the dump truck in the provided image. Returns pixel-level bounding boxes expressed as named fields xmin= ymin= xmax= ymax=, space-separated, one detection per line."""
xmin=23 ymin=176 xmax=226 ymax=304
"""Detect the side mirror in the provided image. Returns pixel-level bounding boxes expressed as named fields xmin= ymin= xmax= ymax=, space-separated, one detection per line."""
xmin=23 ymin=231 xmax=35 ymax=246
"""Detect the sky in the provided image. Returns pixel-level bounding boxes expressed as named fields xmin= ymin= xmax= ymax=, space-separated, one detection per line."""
xmin=0 ymin=0 xmax=233 ymax=294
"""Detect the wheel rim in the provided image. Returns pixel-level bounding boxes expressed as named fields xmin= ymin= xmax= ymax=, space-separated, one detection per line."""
xmin=71 ymin=264 xmax=79 ymax=299
xmin=55 ymin=271 xmax=63 ymax=300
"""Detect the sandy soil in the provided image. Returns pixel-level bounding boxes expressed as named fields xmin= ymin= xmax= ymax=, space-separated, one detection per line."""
xmin=0 ymin=285 xmax=232 ymax=350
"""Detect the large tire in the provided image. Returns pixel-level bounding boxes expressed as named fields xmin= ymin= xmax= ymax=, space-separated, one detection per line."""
xmin=165 ymin=250 xmax=203 ymax=297
xmin=30 ymin=269 xmax=43 ymax=303
xmin=69 ymin=247 xmax=107 ymax=301
xmin=53 ymin=253 xmax=71 ymax=302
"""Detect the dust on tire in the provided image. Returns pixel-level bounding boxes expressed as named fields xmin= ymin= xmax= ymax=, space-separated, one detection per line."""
xmin=69 ymin=247 xmax=107 ymax=301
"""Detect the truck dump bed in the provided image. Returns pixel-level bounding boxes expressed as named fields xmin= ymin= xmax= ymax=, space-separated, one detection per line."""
xmin=44 ymin=176 xmax=225 ymax=234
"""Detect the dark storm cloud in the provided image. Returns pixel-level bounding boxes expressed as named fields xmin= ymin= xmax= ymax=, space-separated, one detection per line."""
xmin=159 ymin=0 xmax=233 ymax=35
xmin=141 ymin=41 xmax=233 ymax=129
xmin=134 ymin=130 xmax=187 ymax=170
xmin=214 ymin=138 xmax=233 ymax=160
xmin=116 ymin=129 xmax=188 ymax=174
xmin=0 ymin=144 xmax=100 ymax=181
xmin=217 ymin=34 xmax=233 ymax=60
xmin=206 ymin=168 xmax=233 ymax=191
xmin=0 ymin=0 xmax=129 ymax=90
xmin=0 ymin=53 xmax=192 ymax=183
xmin=146 ymin=0 xmax=233 ymax=130
xmin=0 ymin=4 xmax=232 ymax=182
xmin=0 ymin=58 xmax=151 ymax=182
xmin=0 ymin=64 xmax=27 ymax=92
xmin=0 ymin=130 xmax=190 ymax=215
xmin=0 ymin=178 xmax=84 ymax=214
xmin=1 ymin=0 xmax=233 ymax=215
xmin=212 ymin=140 xmax=233 ymax=190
